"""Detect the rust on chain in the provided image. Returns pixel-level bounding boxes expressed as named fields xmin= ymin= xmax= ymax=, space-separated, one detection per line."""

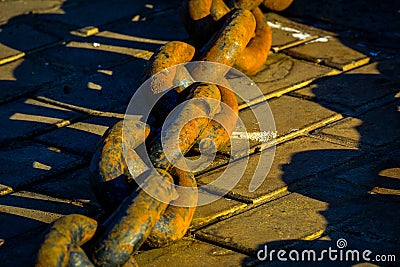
xmin=188 ymin=0 xmax=212 ymax=20
xmin=36 ymin=1 xmax=297 ymax=266
xmin=145 ymin=167 xmax=197 ymax=247
xmin=143 ymin=41 xmax=195 ymax=91
xmin=181 ymin=0 xmax=262 ymax=47
xmin=195 ymin=85 xmax=239 ymax=151
xmin=90 ymin=120 xmax=150 ymax=212
xmin=210 ymin=0 xmax=230 ymax=21
xmin=143 ymin=41 xmax=195 ymax=122
xmin=68 ymin=244 xmax=94 ymax=267
xmin=231 ymin=0 xmax=264 ymax=10
xmin=91 ymin=168 xmax=177 ymax=266
xmin=36 ymin=214 xmax=97 ymax=267
xmin=149 ymin=83 xmax=221 ymax=171
xmin=262 ymin=0 xmax=294 ymax=11
xmin=234 ymin=7 xmax=272 ymax=75
xmin=200 ymin=9 xmax=256 ymax=66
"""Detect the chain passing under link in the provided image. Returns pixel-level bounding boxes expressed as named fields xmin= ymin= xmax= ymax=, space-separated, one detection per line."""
xmin=35 ymin=0 xmax=294 ymax=266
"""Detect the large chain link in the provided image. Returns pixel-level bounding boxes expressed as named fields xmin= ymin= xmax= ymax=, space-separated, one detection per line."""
xmin=35 ymin=0 xmax=293 ymax=266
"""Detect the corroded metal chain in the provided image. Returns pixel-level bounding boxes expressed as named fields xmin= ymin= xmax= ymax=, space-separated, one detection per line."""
xmin=35 ymin=0 xmax=293 ymax=266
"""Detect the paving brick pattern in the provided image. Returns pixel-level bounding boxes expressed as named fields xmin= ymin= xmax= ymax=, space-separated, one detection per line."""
xmin=0 ymin=0 xmax=399 ymax=266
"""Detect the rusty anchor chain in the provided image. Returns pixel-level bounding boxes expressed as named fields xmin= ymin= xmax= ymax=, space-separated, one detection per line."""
xmin=35 ymin=0 xmax=294 ymax=266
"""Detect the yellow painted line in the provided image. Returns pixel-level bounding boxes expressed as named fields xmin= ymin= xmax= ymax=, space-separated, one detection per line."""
xmin=252 ymin=186 xmax=289 ymax=205
xmin=9 ymin=113 xmax=65 ymax=125
xmin=97 ymin=111 xmax=125 ymax=119
xmin=0 ymin=186 xmax=13 ymax=197
xmin=0 ymin=52 xmax=25 ymax=65
xmin=0 ymin=40 xmax=65 ymax=66
xmin=325 ymin=68 xmax=342 ymax=76
xmin=191 ymin=203 xmax=248 ymax=229
xmin=0 ymin=204 xmax=62 ymax=223
xmin=369 ymin=187 xmax=400 ymax=196
xmin=301 ymin=229 xmax=325 ymax=241
xmin=70 ymin=26 xmax=99 ymax=37
xmin=56 ymin=120 xmax=71 ymax=128
xmin=341 ymin=57 xmax=370 ymax=71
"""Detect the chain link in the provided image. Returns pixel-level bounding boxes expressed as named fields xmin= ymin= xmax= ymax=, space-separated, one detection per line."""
xmin=35 ymin=0 xmax=294 ymax=266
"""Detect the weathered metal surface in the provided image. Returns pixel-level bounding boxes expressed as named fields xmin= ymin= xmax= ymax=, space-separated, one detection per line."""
xmin=145 ymin=168 xmax=198 ymax=248
xmin=36 ymin=214 xmax=97 ymax=267
xmin=91 ymin=169 xmax=176 ymax=266
xmin=263 ymin=0 xmax=294 ymax=11
xmin=149 ymin=83 xmax=221 ymax=170
xmin=200 ymin=9 xmax=256 ymax=66
xmin=196 ymin=85 xmax=239 ymax=151
xmin=143 ymin=41 xmax=196 ymax=122
xmin=234 ymin=7 xmax=272 ymax=75
xmin=232 ymin=0 xmax=264 ymax=10
xmin=210 ymin=0 xmax=230 ymax=21
xmin=181 ymin=0 xmax=218 ymax=46
xmin=143 ymin=41 xmax=195 ymax=88
xmin=89 ymin=120 xmax=150 ymax=212
xmin=68 ymin=245 xmax=94 ymax=267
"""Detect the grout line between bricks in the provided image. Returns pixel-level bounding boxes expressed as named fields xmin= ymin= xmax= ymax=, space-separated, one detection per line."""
xmin=272 ymin=35 xmax=319 ymax=53
xmin=190 ymin=202 xmax=248 ymax=230
xmin=194 ymin=231 xmax=255 ymax=257
xmin=251 ymin=113 xmax=344 ymax=154
xmin=283 ymin=50 xmax=370 ymax=71
xmin=0 ymin=160 xmax=89 ymax=198
xmin=190 ymin=190 xmax=293 ymax=232
xmin=33 ymin=96 xmax=109 ymax=116
xmin=0 ymin=40 xmax=66 ymax=66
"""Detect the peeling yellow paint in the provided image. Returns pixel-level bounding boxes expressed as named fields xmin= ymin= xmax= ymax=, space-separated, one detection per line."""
xmin=301 ymin=229 xmax=325 ymax=240
xmin=70 ymin=26 xmax=99 ymax=37
xmin=341 ymin=57 xmax=370 ymax=71
xmin=191 ymin=203 xmax=247 ymax=228
xmin=33 ymin=161 xmax=52 ymax=170
xmin=0 ymin=52 xmax=25 ymax=66
xmin=252 ymin=186 xmax=288 ymax=204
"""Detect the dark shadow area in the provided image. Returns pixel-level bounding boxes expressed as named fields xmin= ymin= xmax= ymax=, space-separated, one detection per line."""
xmin=283 ymin=0 xmax=400 ymax=51
xmin=0 ymin=0 xmax=184 ymax=109
xmin=0 ymin=1 xmax=183 ymax=266
xmin=242 ymin=0 xmax=400 ymax=266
